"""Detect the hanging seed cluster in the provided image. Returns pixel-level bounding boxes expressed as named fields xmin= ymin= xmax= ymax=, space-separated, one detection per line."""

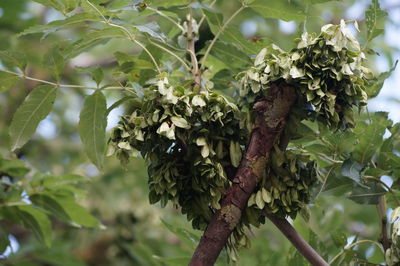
xmin=108 ymin=75 xmax=247 ymax=231
xmin=239 ymin=20 xmax=373 ymax=129
xmin=109 ymin=21 xmax=372 ymax=255
xmin=246 ymin=147 xmax=316 ymax=220
xmin=386 ymin=207 xmax=400 ymax=266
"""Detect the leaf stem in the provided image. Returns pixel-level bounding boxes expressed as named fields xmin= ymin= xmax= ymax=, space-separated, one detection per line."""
xmin=329 ymin=239 xmax=384 ymax=264
xmin=147 ymin=39 xmax=191 ymax=71
xmin=147 ymin=7 xmax=184 ymax=31
xmin=364 ymin=176 xmax=400 ymax=206
xmin=0 ymin=68 xmax=135 ymax=92
xmin=200 ymin=5 xmax=246 ymax=70
xmin=198 ymin=0 xmax=217 ymax=28
xmin=85 ymin=0 xmax=161 ymax=74
xmin=187 ymin=6 xmax=201 ymax=87
xmin=85 ymin=0 xmax=107 ymax=21
xmin=315 ymin=165 xmax=335 ymax=199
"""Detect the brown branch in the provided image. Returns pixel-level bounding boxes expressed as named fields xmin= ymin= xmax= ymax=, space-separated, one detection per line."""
xmin=266 ymin=214 xmax=329 ymax=266
xmin=377 ymin=196 xmax=390 ymax=251
xmin=189 ymin=82 xmax=297 ymax=265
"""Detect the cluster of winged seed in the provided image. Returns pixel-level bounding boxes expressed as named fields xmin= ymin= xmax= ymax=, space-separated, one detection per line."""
xmin=386 ymin=207 xmax=400 ymax=266
xmin=109 ymin=20 xmax=373 ymax=255
xmin=239 ymin=20 xmax=373 ymax=130
xmin=246 ymin=147 xmax=316 ymax=222
xmin=108 ymin=74 xmax=247 ymax=231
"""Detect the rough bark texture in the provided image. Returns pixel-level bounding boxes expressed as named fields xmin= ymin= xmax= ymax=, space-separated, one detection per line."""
xmin=189 ymin=82 xmax=297 ymax=266
xmin=266 ymin=214 xmax=329 ymax=266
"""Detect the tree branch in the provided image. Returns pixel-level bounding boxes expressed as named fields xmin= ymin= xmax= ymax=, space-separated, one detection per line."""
xmin=0 ymin=69 xmax=136 ymax=92
xmin=189 ymin=82 xmax=297 ymax=265
xmin=265 ymin=214 xmax=329 ymax=266
xmin=200 ymin=5 xmax=245 ymax=71
xmin=377 ymin=196 xmax=390 ymax=251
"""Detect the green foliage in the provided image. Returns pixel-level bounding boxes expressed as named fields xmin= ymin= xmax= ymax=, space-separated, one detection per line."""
xmin=9 ymin=85 xmax=57 ymax=151
xmin=0 ymin=155 xmax=100 ymax=249
xmin=109 ymin=76 xmax=246 ymax=233
xmin=247 ymin=0 xmax=306 ymax=22
xmin=78 ymin=90 xmax=107 ymax=169
xmin=0 ymin=50 xmax=27 ymax=72
xmin=239 ymin=20 xmax=372 ymax=129
xmin=365 ymin=0 xmax=388 ymax=45
xmin=0 ymin=0 xmax=398 ymax=265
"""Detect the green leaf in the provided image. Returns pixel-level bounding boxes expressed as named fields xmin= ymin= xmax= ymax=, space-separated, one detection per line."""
xmin=0 ymin=227 xmax=10 ymax=254
xmin=366 ymin=60 xmax=397 ymax=98
xmin=76 ymin=67 xmax=104 ymax=87
xmin=30 ymin=194 xmax=71 ymax=221
xmin=43 ymin=48 xmax=65 ymax=81
xmin=322 ymin=171 xmax=353 ymax=196
xmin=347 ymin=182 xmax=386 ymax=204
xmin=0 ymin=50 xmax=27 ymax=71
xmin=33 ymin=174 xmax=88 ymax=188
xmin=18 ymin=205 xmax=52 ymax=247
xmin=352 ymin=112 xmax=391 ymax=164
xmin=341 ymin=158 xmax=364 ymax=185
xmin=78 ymin=90 xmax=107 ymax=169
xmin=64 ymin=28 xmax=127 ymax=58
xmin=148 ymin=0 xmax=188 ymax=8
xmin=248 ymin=0 xmax=306 ymax=22
xmin=305 ymin=0 xmax=341 ymax=3
xmin=9 ymin=85 xmax=57 ymax=151
xmin=378 ymin=152 xmax=400 ymax=171
xmin=49 ymin=196 xmax=101 ymax=228
xmin=229 ymin=141 xmax=242 ymax=167
xmin=364 ymin=167 xmax=389 ymax=177
xmin=203 ymin=9 xmax=269 ymax=55
xmin=160 ymin=219 xmax=200 ymax=249
xmin=331 ymin=230 xmax=347 ymax=247
xmin=31 ymin=0 xmax=77 ymax=13
xmin=0 ymin=71 xmax=19 ymax=92
xmin=207 ymin=41 xmax=252 ymax=70
xmin=0 ymin=158 xmax=30 ymax=177
xmin=133 ymin=22 xmax=167 ymax=42
xmin=365 ymin=0 xmax=387 ymax=43
xmin=19 ymin=12 xmax=98 ymax=37
xmin=105 ymin=96 xmax=138 ymax=116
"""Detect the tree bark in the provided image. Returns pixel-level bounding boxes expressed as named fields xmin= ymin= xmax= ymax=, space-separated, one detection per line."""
xmin=189 ymin=82 xmax=297 ymax=266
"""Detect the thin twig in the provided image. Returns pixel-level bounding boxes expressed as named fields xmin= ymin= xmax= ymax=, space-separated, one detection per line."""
xmin=147 ymin=39 xmax=191 ymax=71
xmin=377 ymin=196 xmax=390 ymax=251
xmin=198 ymin=0 xmax=217 ymax=28
xmin=86 ymin=0 xmax=161 ymax=74
xmin=315 ymin=165 xmax=335 ymax=199
xmin=266 ymin=214 xmax=329 ymax=266
xmin=0 ymin=69 xmax=135 ymax=92
xmin=147 ymin=7 xmax=184 ymax=31
xmin=329 ymin=239 xmax=384 ymax=264
xmin=200 ymin=5 xmax=246 ymax=70
xmin=187 ymin=7 xmax=201 ymax=86
xmin=364 ymin=176 xmax=400 ymax=206
xmin=85 ymin=0 xmax=107 ymax=21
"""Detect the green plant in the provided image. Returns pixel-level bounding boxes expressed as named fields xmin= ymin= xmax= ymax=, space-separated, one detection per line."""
xmin=0 ymin=0 xmax=399 ymax=265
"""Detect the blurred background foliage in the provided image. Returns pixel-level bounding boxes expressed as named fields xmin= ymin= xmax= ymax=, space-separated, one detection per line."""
xmin=0 ymin=0 xmax=399 ymax=265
